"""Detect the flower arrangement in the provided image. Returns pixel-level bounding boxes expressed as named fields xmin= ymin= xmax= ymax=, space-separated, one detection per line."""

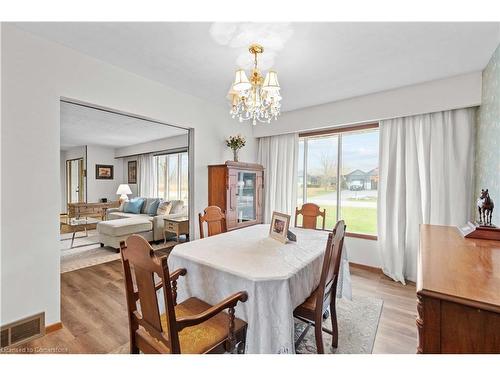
xmin=225 ymin=134 xmax=246 ymax=162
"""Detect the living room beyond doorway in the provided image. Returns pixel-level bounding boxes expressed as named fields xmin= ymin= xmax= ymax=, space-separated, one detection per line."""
xmin=59 ymin=99 xmax=192 ymax=273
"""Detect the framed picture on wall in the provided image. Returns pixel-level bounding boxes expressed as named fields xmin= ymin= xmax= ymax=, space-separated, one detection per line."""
xmin=95 ymin=164 xmax=114 ymax=180
xmin=128 ymin=160 xmax=137 ymax=184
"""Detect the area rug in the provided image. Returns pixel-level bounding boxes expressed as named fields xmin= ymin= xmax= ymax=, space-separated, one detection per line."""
xmin=295 ymin=296 xmax=383 ymax=354
xmin=60 ymin=230 xmax=176 ymax=273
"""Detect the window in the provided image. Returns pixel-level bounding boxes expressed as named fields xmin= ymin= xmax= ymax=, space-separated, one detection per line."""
xmin=154 ymin=151 xmax=188 ymax=202
xmin=298 ymin=125 xmax=379 ymax=236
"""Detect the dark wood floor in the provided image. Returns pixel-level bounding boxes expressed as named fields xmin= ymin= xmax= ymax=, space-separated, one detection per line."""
xmin=19 ymin=261 xmax=417 ymax=354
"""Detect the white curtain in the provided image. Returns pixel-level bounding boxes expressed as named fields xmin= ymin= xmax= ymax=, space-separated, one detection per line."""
xmin=138 ymin=154 xmax=157 ymax=198
xmin=258 ymin=133 xmax=299 ymax=223
xmin=378 ymin=108 xmax=475 ymax=283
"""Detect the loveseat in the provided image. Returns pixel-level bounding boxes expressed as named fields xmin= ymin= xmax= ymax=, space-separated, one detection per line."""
xmin=105 ymin=198 xmax=187 ymax=242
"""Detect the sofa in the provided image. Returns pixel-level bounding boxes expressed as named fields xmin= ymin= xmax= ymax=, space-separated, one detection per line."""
xmin=105 ymin=198 xmax=187 ymax=242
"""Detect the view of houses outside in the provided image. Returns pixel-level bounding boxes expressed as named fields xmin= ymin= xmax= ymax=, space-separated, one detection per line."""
xmin=297 ymin=129 xmax=379 ymax=234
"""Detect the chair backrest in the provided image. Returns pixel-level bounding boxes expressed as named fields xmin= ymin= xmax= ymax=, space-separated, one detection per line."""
xmin=315 ymin=220 xmax=346 ymax=317
xmin=199 ymin=206 xmax=226 ymax=239
xmin=120 ymin=235 xmax=181 ymax=353
xmin=295 ymin=203 xmax=326 ymax=230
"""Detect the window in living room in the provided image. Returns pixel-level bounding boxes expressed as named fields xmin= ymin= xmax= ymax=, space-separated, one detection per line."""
xmin=154 ymin=151 xmax=189 ymax=202
xmin=298 ymin=124 xmax=379 ymax=236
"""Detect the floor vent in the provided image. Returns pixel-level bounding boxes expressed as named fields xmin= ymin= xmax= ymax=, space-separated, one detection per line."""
xmin=0 ymin=312 xmax=45 ymax=349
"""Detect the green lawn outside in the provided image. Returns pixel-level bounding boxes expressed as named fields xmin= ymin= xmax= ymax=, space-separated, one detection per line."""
xmin=297 ymin=204 xmax=377 ymax=235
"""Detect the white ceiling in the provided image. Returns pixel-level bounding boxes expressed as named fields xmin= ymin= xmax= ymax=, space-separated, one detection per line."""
xmin=60 ymin=102 xmax=187 ymax=150
xmin=16 ymin=22 xmax=500 ymax=112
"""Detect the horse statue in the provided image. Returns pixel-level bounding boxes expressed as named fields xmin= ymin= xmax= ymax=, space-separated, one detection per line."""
xmin=477 ymin=189 xmax=494 ymax=226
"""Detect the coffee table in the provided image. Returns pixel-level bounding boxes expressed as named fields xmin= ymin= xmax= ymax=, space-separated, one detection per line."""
xmin=60 ymin=216 xmax=101 ymax=248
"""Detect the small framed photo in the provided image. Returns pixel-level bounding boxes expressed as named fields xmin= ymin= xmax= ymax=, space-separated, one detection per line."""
xmin=128 ymin=160 xmax=137 ymax=184
xmin=269 ymin=211 xmax=291 ymax=243
xmin=95 ymin=164 xmax=114 ymax=180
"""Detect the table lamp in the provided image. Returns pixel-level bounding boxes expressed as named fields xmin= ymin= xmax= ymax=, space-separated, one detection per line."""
xmin=116 ymin=184 xmax=132 ymax=203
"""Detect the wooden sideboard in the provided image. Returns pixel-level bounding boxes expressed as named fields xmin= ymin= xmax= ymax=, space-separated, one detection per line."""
xmin=417 ymin=225 xmax=500 ymax=353
xmin=208 ymin=161 xmax=264 ymax=231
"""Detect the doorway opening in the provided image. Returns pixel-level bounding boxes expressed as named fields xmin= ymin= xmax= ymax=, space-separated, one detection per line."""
xmin=66 ymin=157 xmax=86 ymax=204
xmin=59 ymin=98 xmax=193 ymax=273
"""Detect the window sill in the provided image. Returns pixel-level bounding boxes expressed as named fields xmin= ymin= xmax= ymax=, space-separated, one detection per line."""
xmin=346 ymin=232 xmax=378 ymax=241
xmin=305 ymin=228 xmax=378 ymax=241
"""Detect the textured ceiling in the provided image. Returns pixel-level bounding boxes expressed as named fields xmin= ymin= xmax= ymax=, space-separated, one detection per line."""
xmin=16 ymin=22 xmax=500 ymax=112
xmin=60 ymin=102 xmax=187 ymax=150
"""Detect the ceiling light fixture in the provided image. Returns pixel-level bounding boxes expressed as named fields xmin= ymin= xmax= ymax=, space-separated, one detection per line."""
xmin=228 ymin=44 xmax=281 ymax=125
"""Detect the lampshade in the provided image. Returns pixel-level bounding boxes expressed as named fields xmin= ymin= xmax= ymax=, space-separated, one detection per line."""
xmin=232 ymin=69 xmax=251 ymax=92
xmin=262 ymin=70 xmax=280 ymax=91
xmin=226 ymin=85 xmax=240 ymax=107
xmin=116 ymin=184 xmax=132 ymax=195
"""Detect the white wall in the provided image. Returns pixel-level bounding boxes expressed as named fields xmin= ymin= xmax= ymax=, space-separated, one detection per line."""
xmin=254 ymin=72 xmax=482 ymax=138
xmin=345 ymin=237 xmax=381 ymax=268
xmin=114 ymin=134 xmax=188 ymax=158
xmin=1 ymin=24 xmax=256 ymax=326
xmin=86 ymin=145 xmax=125 ymax=203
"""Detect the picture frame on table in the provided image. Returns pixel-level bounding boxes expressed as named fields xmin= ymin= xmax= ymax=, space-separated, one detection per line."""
xmin=95 ymin=164 xmax=114 ymax=180
xmin=269 ymin=211 xmax=291 ymax=243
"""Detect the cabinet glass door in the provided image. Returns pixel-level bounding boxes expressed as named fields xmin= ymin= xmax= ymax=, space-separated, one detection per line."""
xmin=236 ymin=172 xmax=256 ymax=223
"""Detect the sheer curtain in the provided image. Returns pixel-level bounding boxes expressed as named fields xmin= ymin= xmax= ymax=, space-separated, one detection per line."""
xmin=258 ymin=133 xmax=299 ymax=223
xmin=138 ymin=154 xmax=157 ymax=198
xmin=378 ymin=108 xmax=475 ymax=283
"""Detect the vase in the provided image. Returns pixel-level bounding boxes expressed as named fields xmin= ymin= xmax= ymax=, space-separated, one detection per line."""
xmin=233 ymin=149 xmax=239 ymax=162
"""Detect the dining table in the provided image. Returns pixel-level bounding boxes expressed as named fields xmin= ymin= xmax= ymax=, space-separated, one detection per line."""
xmin=166 ymin=224 xmax=352 ymax=354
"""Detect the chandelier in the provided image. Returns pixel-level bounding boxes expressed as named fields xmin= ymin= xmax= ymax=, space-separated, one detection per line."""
xmin=228 ymin=44 xmax=282 ymax=125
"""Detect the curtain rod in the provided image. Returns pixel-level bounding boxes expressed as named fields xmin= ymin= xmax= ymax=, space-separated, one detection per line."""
xmin=299 ymin=122 xmax=379 ymax=138
xmin=114 ymin=147 xmax=188 ymax=159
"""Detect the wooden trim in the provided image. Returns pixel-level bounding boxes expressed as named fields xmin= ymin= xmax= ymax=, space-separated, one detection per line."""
xmin=349 ymin=262 xmax=382 ymax=274
xmin=208 ymin=161 xmax=264 ymax=170
xmin=418 ymin=289 xmax=500 ymax=315
xmin=45 ymin=322 xmax=63 ymax=334
xmin=299 ymin=122 xmax=379 ymax=138
xmin=349 ymin=262 xmax=416 ymax=286
xmin=314 ymin=229 xmax=377 ymax=241
xmin=346 ymin=232 xmax=378 ymax=241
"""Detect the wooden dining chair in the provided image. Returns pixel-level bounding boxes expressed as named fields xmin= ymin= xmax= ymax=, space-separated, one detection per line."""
xmin=295 ymin=203 xmax=326 ymax=230
xmin=120 ymin=235 xmax=248 ymax=354
xmin=199 ymin=206 xmax=226 ymax=239
xmin=293 ymin=220 xmax=346 ymax=354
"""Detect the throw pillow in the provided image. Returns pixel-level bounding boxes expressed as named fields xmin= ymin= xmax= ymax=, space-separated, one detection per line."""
xmin=157 ymin=201 xmax=172 ymax=216
xmin=169 ymin=200 xmax=184 ymax=214
xmin=147 ymin=199 xmax=161 ymax=216
xmin=124 ymin=198 xmax=145 ymax=214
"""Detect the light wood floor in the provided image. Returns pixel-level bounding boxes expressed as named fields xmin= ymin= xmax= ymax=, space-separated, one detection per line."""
xmin=19 ymin=261 xmax=417 ymax=354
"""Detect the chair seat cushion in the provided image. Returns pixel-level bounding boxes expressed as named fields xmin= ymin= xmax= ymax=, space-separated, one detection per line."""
xmin=97 ymin=218 xmax=152 ymax=237
xmin=294 ymin=287 xmax=319 ymax=321
xmin=160 ymin=297 xmax=247 ymax=354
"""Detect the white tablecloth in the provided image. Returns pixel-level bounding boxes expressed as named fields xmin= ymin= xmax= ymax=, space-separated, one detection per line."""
xmin=166 ymin=224 xmax=352 ymax=354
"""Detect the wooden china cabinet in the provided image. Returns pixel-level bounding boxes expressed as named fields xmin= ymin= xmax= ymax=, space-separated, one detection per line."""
xmin=208 ymin=161 xmax=264 ymax=231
